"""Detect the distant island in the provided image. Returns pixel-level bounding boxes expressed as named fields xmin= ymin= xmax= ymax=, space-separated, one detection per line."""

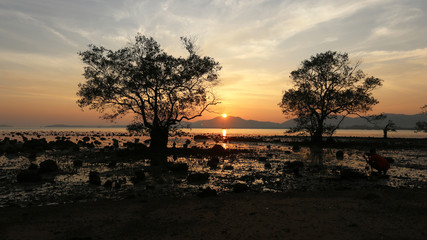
xmin=43 ymin=113 xmax=427 ymax=130
xmin=183 ymin=113 xmax=427 ymax=130
xmin=45 ymin=124 xmax=127 ymax=128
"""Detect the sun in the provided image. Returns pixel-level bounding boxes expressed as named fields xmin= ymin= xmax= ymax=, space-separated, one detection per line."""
xmin=222 ymin=113 xmax=227 ymax=118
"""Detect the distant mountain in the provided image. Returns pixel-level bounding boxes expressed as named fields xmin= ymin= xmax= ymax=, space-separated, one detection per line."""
xmin=43 ymin=114 xmax=427 ymax=130
xmin=183 ymin=116 xmax=286 ymax=129
xmin=184 ymin=114 xmax=427 ymax=129
xmin=0 ymin=124 xmax=13 ymax=128
xmin=45 ymin=124 xmax=127 ymax=128
xmin=324 ymin=114 xmax=427 ymax=129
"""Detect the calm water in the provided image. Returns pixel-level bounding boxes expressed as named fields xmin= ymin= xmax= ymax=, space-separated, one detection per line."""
xmin=1 ymin=127 xmax=426 ymax=138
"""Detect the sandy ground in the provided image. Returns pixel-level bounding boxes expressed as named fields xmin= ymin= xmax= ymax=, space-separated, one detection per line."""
xmin=1 ymin=189 xmax=426 ymax=240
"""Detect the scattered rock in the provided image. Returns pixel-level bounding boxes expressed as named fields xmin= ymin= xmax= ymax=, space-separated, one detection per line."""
xmin=264 ymin=163 xmax=272 ymax=169
xmin=89 ymin=171 xmax=101 ymax=185
xmin=258 ymin=156 xmax=267 ymax=162
xmin=284 ymin=150 xmax=292 ymax=154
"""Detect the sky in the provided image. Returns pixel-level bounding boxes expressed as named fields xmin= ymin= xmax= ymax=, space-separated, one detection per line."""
xmin=1 ymin=0 xmax=427 ymax=127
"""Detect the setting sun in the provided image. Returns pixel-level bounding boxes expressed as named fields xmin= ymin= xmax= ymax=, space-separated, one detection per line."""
xmin=222 ymin=113 xmax=227 ymax=118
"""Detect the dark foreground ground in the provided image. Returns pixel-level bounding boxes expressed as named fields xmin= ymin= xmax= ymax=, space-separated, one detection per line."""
xmin=1 ymin=188 xmax=426 ymax=240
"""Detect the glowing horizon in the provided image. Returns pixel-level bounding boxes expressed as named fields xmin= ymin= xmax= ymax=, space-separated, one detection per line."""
xmin=1 ymin=0 xmax=427 ymax=127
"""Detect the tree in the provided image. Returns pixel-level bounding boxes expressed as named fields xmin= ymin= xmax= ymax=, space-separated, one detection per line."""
xmin=364 ymin=113 xmax=396 ymax=139
xmin=415 ymin=105 xmax=427 ymax=133
xmin=77 ymin=34 xmax=221 ymax=151
xmin=279 ymin=51 xmax=382 ymax=144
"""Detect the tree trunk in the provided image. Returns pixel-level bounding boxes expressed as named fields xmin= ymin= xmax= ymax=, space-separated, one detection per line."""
xmin=150 ymin=126 xmax=169 ymax=152
xmin=311 ymin=129 xmax=323 ymax=145
xmin=383 ymin=129 xmax=388 ymax=139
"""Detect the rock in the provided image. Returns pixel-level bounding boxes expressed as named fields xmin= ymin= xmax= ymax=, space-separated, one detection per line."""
xmin=293 ymin=168 xmax=302 ymax=178
xmin=284 ymin=161 xmax=304 ymax=169
xmin=73 ymin=159 xmax=83 ymax=167
xmin=197 ymin=187 xmax=217 ymax=198
xmin=39 ymin=160 xmax=59 ymax=173
xmin=207 ymin=156 xmax=220 ymax=168
xmin=134 ymin=169 xmax=145 ymax=180
xmin=112 ymin=139 xmax=119 ymax=148
xmin=258 ymin=156 xmax=267 ymax=162
xmin=22 ymin=138 xmax=49 ymax=152
xmin=232 ymin=183 xmax=249 ymax=193
xmin=340 ymin=167 xmax=366 ymax=179
xmin=284 ymin=150 xmax=292 ymax=154
xmin=104 ymin=180 xmax=113 ymax=188
xmin=17 ymin=170 xmax=41 ymax=183
xmin=28 ymin=163 xmax=38 ymax=170
xmin=211 ymin=144 xmax=225 ymax=153
xmin=168 ymin=163 xmax=189 ymax=173
xmin=108 ymin=160 xmax=117 ymax=168
xmin=194 ymin=135 xmax=210 ymax=141
xmin=89 ymin=171 xmax=101 ymax=185
xmin=187 ymin=173 xmax=210 ymax=183
xmin=292 ymin=145 xmax=301 ymax=152
xmin=264 ymin=163 xmax=272 ymax=169
xmin=385 ymin=157 xmax=395 ymax=164
xmin=336 ymin=150 xmax=344 ymax=160
xmin=223 ymin=165 xmax=234 ymax=170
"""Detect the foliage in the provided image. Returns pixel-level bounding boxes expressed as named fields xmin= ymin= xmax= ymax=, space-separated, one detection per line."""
xmin=77 ymin=34 xmax=221 ymax=151
xmin=279 ymin=51 xmax=382 ymax=143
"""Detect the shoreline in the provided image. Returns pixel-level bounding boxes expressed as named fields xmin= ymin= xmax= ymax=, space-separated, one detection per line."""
xmin=1 ymin=188 xmax=426 ymax=240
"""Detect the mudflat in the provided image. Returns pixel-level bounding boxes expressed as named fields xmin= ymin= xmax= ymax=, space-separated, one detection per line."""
xmin=1 ymin=188 xmax=426 ymax=240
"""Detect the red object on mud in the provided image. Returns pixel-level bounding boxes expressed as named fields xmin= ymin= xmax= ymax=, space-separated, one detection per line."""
xmin=368 ymin=154 xmax=390 ymax=173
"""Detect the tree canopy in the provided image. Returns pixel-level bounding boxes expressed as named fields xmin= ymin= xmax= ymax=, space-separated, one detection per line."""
xmin=279 ymin=51 xmax=382 ymax=144
xmin=77 ymin=34 xmax=221 ymax=151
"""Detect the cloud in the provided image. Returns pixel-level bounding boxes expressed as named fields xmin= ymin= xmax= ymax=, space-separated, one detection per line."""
xmin=353 ymin=48 xmax=427 ymax=63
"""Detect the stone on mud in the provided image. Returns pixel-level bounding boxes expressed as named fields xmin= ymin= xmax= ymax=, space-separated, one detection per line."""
xmin=39 ymin=160 xmax=59 ymax=173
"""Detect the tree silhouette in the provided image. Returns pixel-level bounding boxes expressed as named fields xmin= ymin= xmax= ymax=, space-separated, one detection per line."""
xmin=364 ymin=113 xmax=396 ymax=139
xmin=77 ymin=34 xmax=221 ymax=151
xmin=279 ymin=51 xmax=382 ymax=144
xmin=415 ymin=105 xmax=427 ymax=133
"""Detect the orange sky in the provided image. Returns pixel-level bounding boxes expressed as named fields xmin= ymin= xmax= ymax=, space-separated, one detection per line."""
xmin=1 ymin=0 xmax=427 ymax=127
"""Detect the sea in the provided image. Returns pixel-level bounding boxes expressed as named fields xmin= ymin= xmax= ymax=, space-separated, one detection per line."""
xmin=0 ymin=127 xmax=426 ymax=139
